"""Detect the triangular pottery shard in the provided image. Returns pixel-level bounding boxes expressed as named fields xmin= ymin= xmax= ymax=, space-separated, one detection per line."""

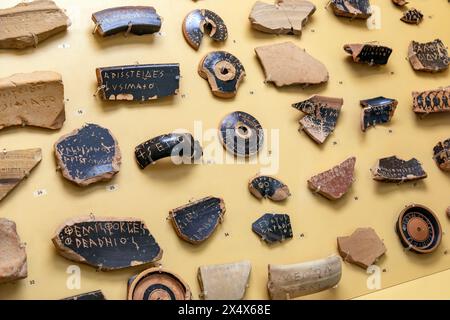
xmin=249 ymin=0 xmax=316 ymax=35
xmin=255 ymin=42 xmax=329 ymax=87
xmin=360 ymin=97 xmax=397 ymax=131
xmin=401 ymin=8 xmax=424 ymax=25
xmin=0 ymin=148 xmax=42 ymax=202
xmin=292 ymin=95 xmax=343 ymax=144
xmin=412 ymin=87 xmax=450 ymax=114
xmin=433 ymin=138 xmax=450 ymax=172
xmin=337 ymin=228 xmax=386 ymax=269
xmin=0 ymin=71 xmax=65 ymax=130
xmin=330 ymin=0 xmax=372 ymax=19
xmin=252 ymin=214 xmax=293 ymax=244
xmin=248 ymin=175 xmax=291 ymax=201
xmin=308 ymin=157 xmax=356 ymax=200
xmin=169 ymin=197 xmax=225 ymax=244
xmin=52 ymin=217 xmax=163 ymax=271
xmin=198 ymin=261 xmax=251 ymax=300
xmin=408 ymin=39 xmax=449 ymax=73
xmin=0 ymin=0 xmax=71 ymax=49
xmin=344 ymin=44 xmax=392 ymax=66
xmin=371 ymin=156 xmax=427 ymax=182
xmin=0 ymin=219 xmax=27 ymax=284
xmin=268 ymin=255 xmax=342 ymax=300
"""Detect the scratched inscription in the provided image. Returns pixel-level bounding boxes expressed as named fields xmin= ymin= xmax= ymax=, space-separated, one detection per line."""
xmin=410 ymin=40 xmax=449 ymax=71
xmin=374 ymin=156 xmax=426 ymax=181
xmin=360 ymin=97 xmax=397 ymax=131
xmin=252 ymin=214 xmax=293 ymax=244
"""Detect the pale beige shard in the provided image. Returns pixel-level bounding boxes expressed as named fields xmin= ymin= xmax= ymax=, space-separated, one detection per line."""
xmin=249 ymin=0 xmax=316 ymax=35
xmin=337 ymin=228 xmax=386 ymax=269
xmin=255 ymin=41 xmax=329 ymax=86
xmin=0 ymin=218 xmax=27 ymax=284
xmin=0 ymin=0 xmax=71 ymax=49
xmin=198 ymin=260 xmax=251 ymax=300
xmin=0 ymin=148 xmax=42 ymax=202
xmin=0 ymin=71 xmax=65 ymax=130
xmin=268 ymin=255 xmax=341 ymax=300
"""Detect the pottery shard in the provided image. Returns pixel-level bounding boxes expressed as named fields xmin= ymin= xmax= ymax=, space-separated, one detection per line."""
xmin=433 ymin=138 xmax=450 ymax=172
xmin=337 ymin=228 xmax=386 ymax=269
xmin=62 ymin=290 xmax=106 ymax=300
xmin=198 ymin=261 xmax=251 ymax=300
xmin=0 ymin=148 xmax=42 ymax=202
xmin=371 ymin=156 xmax=427 ymax=182
xmin=330 ymin=0 xmax=372 ymax=19
xmin=344 ymin=44 xmax=392 ymax=66
xmin=0 ymin=0 xmax=70 ymax=49
xmin=249 ymin=0 xmax=316 ymax=35
xmin=447 ymin=207 xmax=450 ymax=219
xmin=0 ymin=218 xmax=27 ymax=284
xmin=412 ymin=87 xmax=450 ymax=114
xmin=255 ymin=41 xmax=329 ymax=87
xmin=401 ymin=8 xmax=423 ymax=25
xmin=392 ymin=0 xmax=408 ymax=6
xmin=408 ymin=39 xmax=449 ymax=73
xmin=308 ymin=157 xmax=356 ymax=200
xmin=0 ymin=71 xmax=65 ymax=130
xmin=248 ymin=175 xmax=291 ymax=201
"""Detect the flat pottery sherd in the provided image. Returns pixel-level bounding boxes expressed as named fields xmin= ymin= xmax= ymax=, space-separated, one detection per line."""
xmin=330 ymin=0 xmax=372 ymax=19
xmin=62 ymin=290 xmax=106 ymax=300
xmin=252 ymin=214 xmax=293 ymax=244
xmin=401 ymin=8 xmax=424 ymax=24
xmin=371 ymin=156 xmax=427 ymax=182
xmin=412 ymin=87 xmax=450 ymax=114
xmin=433 ymin=138 xmax=450 ymax=171
xmin=408 ymin=39 xmax=449 ymax=73
xmin=248 ymin=175 xmax=291 ymax=201
xmin=344 ymin=44 xmax=392 ymax=66
xmin=183 ymin=9 xmax=228 ymax=50
xmin=360 ymin=97 xmax=397 ymax=131
xmin=0 ymin=218 xmax=27 ymax=284
xmin=392 ymin=0 xmax=408 ymax=6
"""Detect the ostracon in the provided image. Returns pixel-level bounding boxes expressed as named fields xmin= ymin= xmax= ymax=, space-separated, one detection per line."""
xmin=408 ymin=39 xmax=449 ymax=72
xmin=169 ymin=197 xmax=225 ymax=244
xmin=0 ymin=148 xmax=42 ymax=202
xmin=0 ymin=0 xmax=70 ymax=49
xmin=62 ymin=290 xmax=106 ymax=300
xmin=252 ymin=214 xmax=293 ymax=244
xmin=433 ymin=138 xmax=450 ymax=171
xmin=344 ymin=44 xmax=392 ymax=66
xmin=412 ymin=87 xmax=450 ymax=114
xmin=52 ymin=217 xmax=162 ymax=270
xmin=337 ymin=228 xmax=386 ymax=269
xmin=249 ymin=0 xmax=316 ymax=35
xmin=396 ymin=204 xmax=441 ymax=254
xmin=183 ymin=9 xmax=227 ymax=50
xmin=198 ymin=261 xmax=251 ymax=300
xmin=248 ymin=175 xmax=290 ymax=201
xmin=128 ymin=268 xmax=191 ymax=300
xmin=447 ymin=207 xmax=450 ymax=219
xmin=392 ymin=0 xmax=408 ymax=6
xmin=360 ymin=97 xmax=397 ymax=131
xmin=401 ymin=8 xmax=423 ymax=24
xmin=0 ymin=71 xmax=65 ymax=130
xmin=92 ymin=6 xmax=161 ymax=37
xmin=198 ymin=51 xmax=245 ymax=98
xmin=371 ymin=156 xmax=427 ymax=182
xmin=96 ymin=64 xmax=180 ymax=101
xmin=268 ymin=255 xmax=342 ymax=300
xmin=54 ymin=124 xmax=121 ymax=186
xmin=0 ymin=219 xmax=27 ymax=284
xmin=255 ymin=42 xmax=329 ymax=87
xmin=308 ymin=157 xmax=356 ymax=200
xmin=329 ymin=0 xmax=372 ymax=19
xmin=292 ymin=95 xmax=343 ymax=144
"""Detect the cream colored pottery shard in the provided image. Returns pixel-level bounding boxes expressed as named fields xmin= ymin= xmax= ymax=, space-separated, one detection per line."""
xmin=0 ymin=218 xmax=27 ymax=284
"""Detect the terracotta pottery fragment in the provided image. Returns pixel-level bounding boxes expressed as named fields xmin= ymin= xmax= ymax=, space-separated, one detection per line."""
xmin=360 ymin=97 xmax=397 ymax=131
xmin=371 ymin=156 xmax=427 ymax=182
xmin=396 ymin=204 xmax=441 ymax=254
xmin=183 ymin=9 xmax=227 ymax=50
xmin=252 ymin=214 xmax=293 ymax=244
xmin=329 ymin=0 xmax=372 ymax=19
xmin=52 ymin=217 xmax=162 ymax=270
xmin=268 ymin=255 xmax=342 ymax=300
xmin=135 ymin=133 xmax=202 ymax=169
xmin=308 ymin=157 xmax=356 ymax=200
xmin=255 ymin=42 xmax=329 ymax=87
xmin=96 ymin=64 xmax=180 ymax=101
xmin=337 ymin=228 xmax=386 ymax=269
xmin=128 ymin=268 xmax=191 ymax=300
xmin=92 ymin=6 xmax=161 ymax=37
xmin=62 ymin=290 xmax=106 ymax=300
xmin=392 ymin=0 xmax=408 ymax=6
xmin=248 ymin=175 xmax=291 ymax=201
xmin=344 ymin=44 xmax=392 ymax=66
xmin=219 ymin=111 xmax=264 ymax=157
xmin=198 ymin=51 xmax=245 ymax=98
xmin=249 ymin=0 xmax=316 ymax=35
xmin=412 ymin=87 xmax=450 ymax=114
xmin=408 ymin=39 xmax=449 ymax=73
xmin=292 ymin=95 xmax=343 ymax=144
xmin=0 ymin=71 xmax=65 ymax=130
xmin=198 ymin=260 xmax=251 ymax=300
xmin=0 ymin=148 xmax=42 ymax=202
xmin=169 ymin=197 xmax=225 ymax=244
xmin=0 ymin=0 xmax=70 ymax=49
xmin=433 ymin=138 xmax=450 ymax=171
xmin=0 ymin=219 xmax=27 ymax=284
xmin=54 ymin=124 xmax=121 ymax=186
xmin=446 ymin=207 xmax=450 ymax=219
xmin=401 ymin=8 xmax=424 ymax=24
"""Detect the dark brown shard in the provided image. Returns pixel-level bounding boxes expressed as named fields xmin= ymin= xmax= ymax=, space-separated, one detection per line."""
xmin=408 ymin=39 xmax=449 ymax=73
xmin=92 ymin=6 xmax=161 ymax=37
xmin=392 ymin=0 xmax=408 ymax=6
xmin=329 ymin=0 xmax=372 ymax=19
xmin=401 ymin=8 xmax=424 ymax=24
xmin=371 ymin=156 xmax=427 ymax=182
xmin=433 ymin=138 xmax=450 ymax=172
xmin=52 ymin=217 xmax=163 ymax=271
xmin=183 ymin=9 xmax=228 ymax=50
xmin=360 ymin=97 xmax=397 ymax=131
xmin=0 ymin=218 xmax=27 ymax=284
xmin=0 ymin=0 xmax=71 ymax=49
xmin=248 ymin=175 xmax=291 ymax=201
xmin=412 ymin=87 xmax=450 ymax=114
xmin=344 ymin=44 xmax=392 ymax=66
xmin=292 ymin=95 xmax=343 ymax=144
xmin=308 ymin=157 xmax=356 ymax=200
xmin=446 ymin=207 xmax=450 ymax=219
xmin=252 ymin=213 xmax=293 ymax=244
xmin=62 ymin=290 xmax=106 ymax=300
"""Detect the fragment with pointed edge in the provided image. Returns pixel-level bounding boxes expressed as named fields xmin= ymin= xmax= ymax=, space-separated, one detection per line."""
xmin=371 ymin=156 xmax=427 ymax=182
xmin=0 ymin=218 xmax=27 ymax=284
xmin=252 ymin=214 xmax=293 ymax=244
xmin=401 ymin=8 xmax=424 ymax=24
xmin=329 ymin=0 xmax=372 ymax=19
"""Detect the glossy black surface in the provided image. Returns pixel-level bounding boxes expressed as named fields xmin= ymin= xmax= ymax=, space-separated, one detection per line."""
xmin=184 ymin=9 xmax=227 ymax=49
xmin=331 ymin=0 xmax=371 ymax=16
xmin=413 ymin=88 xmax=450 ymax=114
xmin=250 ymin=176 xmax=288 ymax=199
xmin=433 ymin=138 xmax=450 ymax=169
xmin=360 ymin=97 xmax=397 ymax=131
xmin=62 ymin=290 xmax=106 ymax=300
xmin=375 ymin=156 xmax=426 ymax=181
xmin=401 ymin=8 xmax=424 ymax=24
xmin=347 ymin=45 xmax=392 ymax=65
xmin=252 ymin=214 xmax=293 ymax=244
